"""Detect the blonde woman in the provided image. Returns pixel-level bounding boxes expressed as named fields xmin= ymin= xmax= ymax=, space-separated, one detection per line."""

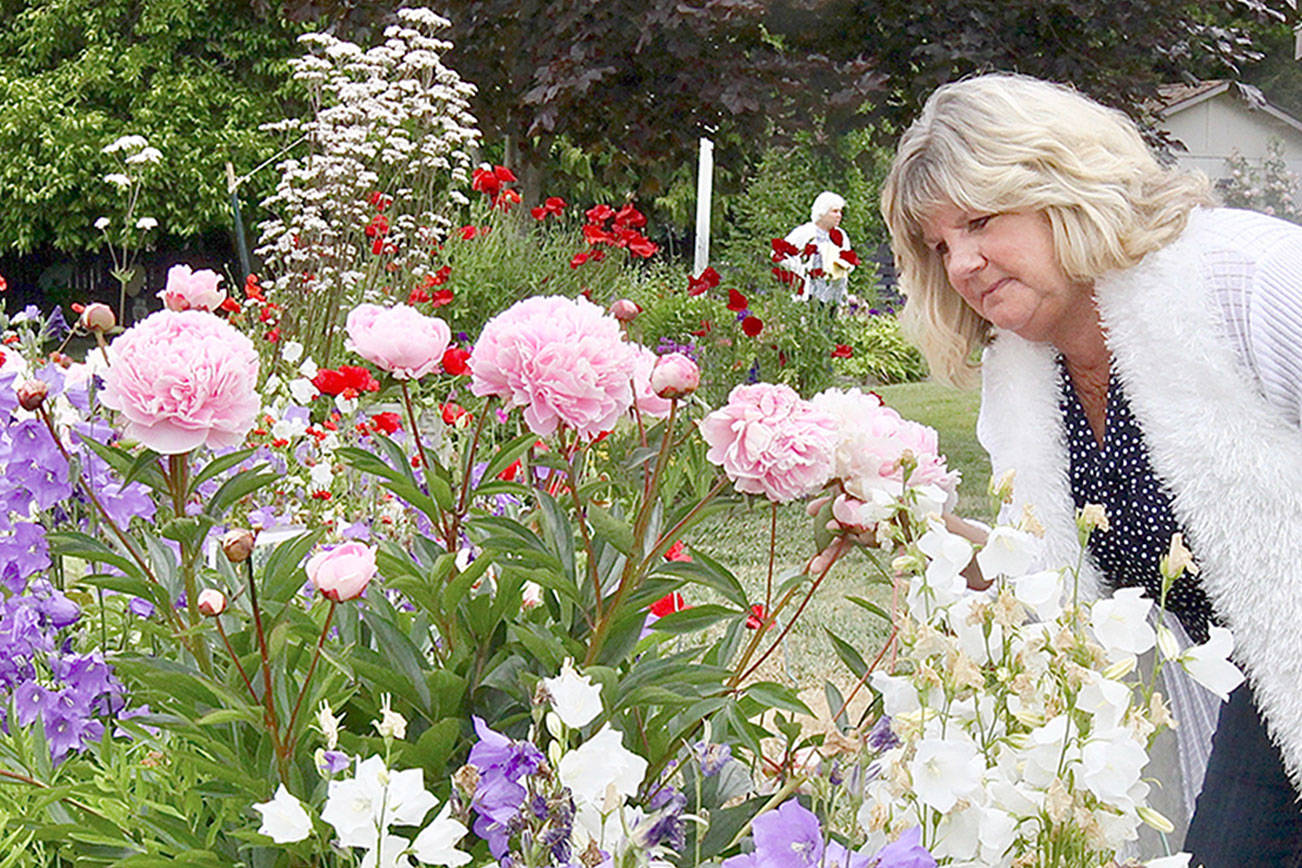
xmin=883 ymin=73 xmax=1302 ymax=866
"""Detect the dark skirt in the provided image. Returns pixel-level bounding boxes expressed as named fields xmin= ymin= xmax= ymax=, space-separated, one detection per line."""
xmin=1184 ymin=683 xmax=1302 ymax=867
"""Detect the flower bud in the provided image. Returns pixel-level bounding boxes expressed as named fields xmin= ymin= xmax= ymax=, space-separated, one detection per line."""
xmin=197 ymin=588 xmax=226 ymax=616
xmin=80 ymin=302 xmax=116 ymax=333
xmin=49 ymin=352 xmax=73 ymax=369
xmin=609 ymin=298 xmax=640 ymax=322
xmin=17 ymin=379 xmax=48 ymax=411
xmin=649 ymin=352 xmax=699 ymax=399
xmin=221 ymin=528 xmax=256 ymax=563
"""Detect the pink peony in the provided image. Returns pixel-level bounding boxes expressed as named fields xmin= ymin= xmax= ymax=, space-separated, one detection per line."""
xmin=699 ymin=383 xmax=837 ymax=503
xmin=100 ymin=310 xmax=260 ymax=454
xmin=650 ymin=352 xmax=700 ymax=399
xmin=157 ymin=264 xmax=227 ymax=312
xmin=630 ymin=346 xmax=673 ymax=419
xmin=306 ymin=542 xmax=377 ymax=602
xmin=470 ymin=296 xmax=636 ymax=439
xmin=345 ymin=303 xmax=451 ymax=379
xmin=810 ymin=387 xmax=958 ymax=501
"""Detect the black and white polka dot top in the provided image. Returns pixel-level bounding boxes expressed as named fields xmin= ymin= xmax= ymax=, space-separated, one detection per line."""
xmin=1059 ymin=361 xmax=1216 ymax=644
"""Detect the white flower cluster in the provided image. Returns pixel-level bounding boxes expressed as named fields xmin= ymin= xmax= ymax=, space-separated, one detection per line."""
xmin=858 ymin=516 xmax=1243 ymax=866
xmin=255 ymin=6 xmax=480 ymax=340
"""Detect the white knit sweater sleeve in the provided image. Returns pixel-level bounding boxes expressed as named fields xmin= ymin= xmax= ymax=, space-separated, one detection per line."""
xmin=1199 ymin=208 xmax=1302 ymax=428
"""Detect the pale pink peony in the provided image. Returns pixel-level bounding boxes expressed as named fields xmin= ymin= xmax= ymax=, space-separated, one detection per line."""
xmin=699 ymin=382 xmax=837 ymax=503
xmin=157 ymin=264 xmax=227 ymax=312
xmin=630 ymin=346 xmax=673 ymax=419
xmin=345 ymin=303 xmax=451 ymax=379
xmin=100 ymin=310 xmax=260 ymax=454
xmin=650 ymin=352 xmax=700 ymax=399
xmin=470 ymin=296 xmax=637 ymax=439
xmin=810 ymin=386 xmax=958 ymax=501
xmin=306 ymin=542 xmax=377 ymax=602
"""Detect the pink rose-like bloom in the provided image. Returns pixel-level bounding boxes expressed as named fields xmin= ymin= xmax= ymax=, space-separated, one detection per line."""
xmin=700 ymin=383 xmax=836 ymax=503
xmin=630 ymin=346 xmax=672 ymax=419
xmin=650 ymin=352 xmax=700 ymax=399
xmin=470 ymin=296 xmax=636 ymax=439
xmin=158 ymin=264 xmax=227 ymax=312
xmin=100 ymin=310 xmax=260 ymax=454
xmin=345 ymin=303 xmax=451 ymax=379
xmin=306 ymin=542 xmax=377 ymax=602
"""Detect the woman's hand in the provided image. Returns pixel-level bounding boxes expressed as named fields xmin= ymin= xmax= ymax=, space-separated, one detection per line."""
xmin=943 ymin=512 xmax=993 ymax=590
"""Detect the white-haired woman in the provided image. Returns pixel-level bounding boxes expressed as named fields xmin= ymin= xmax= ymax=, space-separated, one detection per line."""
xmin=883 ymin=73 xmax=1302 ymax=866
xmin=782 ymin=190 xmax=855 ymax=305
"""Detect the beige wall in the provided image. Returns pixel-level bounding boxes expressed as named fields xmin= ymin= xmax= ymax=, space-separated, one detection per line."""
xmin=1161 ymin=94 xmax=1302 ymax=189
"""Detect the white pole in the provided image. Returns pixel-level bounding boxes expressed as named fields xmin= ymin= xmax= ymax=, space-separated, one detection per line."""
xmin=694 ymin=137 xmax=714 ymax=276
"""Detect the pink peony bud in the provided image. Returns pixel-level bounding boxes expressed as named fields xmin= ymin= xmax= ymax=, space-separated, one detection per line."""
xmin=649 ymin=353 xmax=700 ymax=399
xmin=17 ymin=379 xmax=48 ymax=411
xmin=609 ymin=299 xmax=641 ymax=322
xmin=81 ymin=302 xmax=116 ymax=332
xmin=221 ymin=528 xmax=257 ymax=563
xmin=306 ymin=542 xmax=377 ymax=602
xmin=157 ymin=264 xmax=227 ymax=312
xmin=197 ymin=588 xmax=226 ymax=616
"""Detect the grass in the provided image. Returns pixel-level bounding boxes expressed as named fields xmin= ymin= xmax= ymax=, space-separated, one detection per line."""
xmin=688 ymin=380 xmax=987 ymax=724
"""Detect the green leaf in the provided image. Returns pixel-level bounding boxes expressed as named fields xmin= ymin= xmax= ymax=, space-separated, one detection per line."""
xmin=361 ymin=608 xmax=432 ymax=710
xmin=261 ymin=528 xmax=327 ymax=605
xmin=656 ymin=545 xmax=748 ymax=607
xmin=744 ymin=680 xmax=813 ymax=716
xmin=649 ymin=603 xmax=738 ymax=635
xmin=479 ymin=431 xmax=537 ymax=485
xmin=188 ymin=447 xmax=258 ymax=496
xmin=824 ymin=627 xmax=869 ymax=678
xmin=46 ymin=530 xmax=141 ymax=577
xmin=195 ymin=707 xmax=261 ymax=726
xmin=204 ymin=470 xmax=278 ymax=519
xmin=587 ymin=504 xmax=634 ymax=555
xmin=824 ymin=680 xmax=850 ymax=732
xmin=846 ymin=595 xmax=891 ymax=622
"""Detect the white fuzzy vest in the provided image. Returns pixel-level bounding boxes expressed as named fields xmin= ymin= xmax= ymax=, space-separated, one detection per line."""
xmin=978 ymin=210 xmax=1302 ymax=794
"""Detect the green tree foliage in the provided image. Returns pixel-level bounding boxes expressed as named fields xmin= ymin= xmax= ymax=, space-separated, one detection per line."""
xmin=0 ymin=0 xmax=306 ymax=253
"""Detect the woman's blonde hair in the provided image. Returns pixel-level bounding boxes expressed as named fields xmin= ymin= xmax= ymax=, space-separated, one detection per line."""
xmin=881 ymin=73 xmax=1214 ymax=386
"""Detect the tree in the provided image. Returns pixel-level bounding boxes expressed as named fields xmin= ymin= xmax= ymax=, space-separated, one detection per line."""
xmin=0 ymin=0 xmax=306 ymax=254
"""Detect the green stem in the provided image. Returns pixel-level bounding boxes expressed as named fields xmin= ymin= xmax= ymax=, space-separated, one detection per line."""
xmin=245 ymin=557 xmax=284 ymax=775
xmin=215 ymin=617 xmax=259 ymax=703
xmin=286 ymin=600 xmax=338 ymax=756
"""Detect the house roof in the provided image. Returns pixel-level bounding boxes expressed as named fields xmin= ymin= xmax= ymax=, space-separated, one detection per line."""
xmin=1157 ymin=79 xmax=1302 ymax=136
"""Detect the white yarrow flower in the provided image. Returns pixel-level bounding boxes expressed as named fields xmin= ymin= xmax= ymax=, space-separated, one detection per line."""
xmin=103 ymin=173 xmax=133 ymax=187
xmin=253 ymin=784 xmax=313 ymax=843
xmin=94 ymin=217 xmax=111 ymax=231
xmin=542 ymin=658 xmax=603 ymax=729
xmin=135 ymin=216 xmax=158 ymax=231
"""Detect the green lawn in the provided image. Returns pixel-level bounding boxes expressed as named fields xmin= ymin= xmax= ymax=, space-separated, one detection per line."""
xmin=689 ymin=381 xmax=988 ymax=717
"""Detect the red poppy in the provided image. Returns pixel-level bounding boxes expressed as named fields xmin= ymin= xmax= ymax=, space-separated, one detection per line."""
xmin=0 ymin=276 xmax=8 ymax=293
xmin=442 ymin=402 xmax=469 ymax=425
xmin=431 ymin=288 xmax=454 ymax=307
xmin=626 ymin=234 xmax=658 ymax=259
xmin=368 ymin=190 xmax=393 ymax=211
xmin=219 ymin=297 xmax=241 ymax=313
xmin=371 ymin=412 xmax=401 ymax=434
xmin=614 ymin=203 xmax=646 ymax=228
xmin=590 ymin=249 xmax=606 ymax=262
xmin=497 ymin=459 xmax=521 ymax=481
xmin=585 ymin=203 xmax=615 ymax=223
xmin=244 ymin=274 xmax=265 ymax=301
xmin=839 ymin=249 xmax=861 ymax=266
xmin=265 ymin=327 xmax=281 ymax=343
xmin=365 ymin=214 xmax=389 ymax=238
xmin=663 ymin=541 xmax=693 ymax=563
xmin=828 ymin=227 xmax=844 ymax=246
xmin=778 ymin=349 xmax=788 ymax=368
xmin=408 ymin=287 xmax=430 ymax=305
xmin=726 ymin=289 xmax=748 ymax=312
xmin=582 ymin=224 xmax=615 ymax=246
xmin=494 ymin=188 xmax=521 ymax=212
xmin=745 ymin=603 xmax=768 ymax=630
xmin=770 ymin=238 xmax=800 ymax=257
xmin=544 ymin=196 xmax=566 ymax=213
xmin=570 ymin=251 xmax=591 ymax=269
xmin=832 ymin=343 xmax=854 ymax=358
xmin=741 ymin=315 xmax=764 ymax=337
xmin=771 ymin=267 xmax=797 ymax=286
xmin=687 ymin=266 xmax=720 ymax=295
xmin=442 ymin=346 xmax=470 ymax=375
xmin=691 ymin=319 xmax=712 ymax=337
xmin=460 ymin=225 xmax=478 ymax=240
xmin=650 ymin=592 xmax=688 ymax=617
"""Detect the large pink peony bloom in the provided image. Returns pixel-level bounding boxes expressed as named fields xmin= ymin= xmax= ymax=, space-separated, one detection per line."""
xmin=470 ymin=296 xmax=636 ymax=439
xmin=345 ymin=303 xmax=451 ymax=379
xmin=700 ymin=383 xmax=836 ymax=503
xmin=157 ymin=264 xmax=227 ymax=312
xmin=100 ymin=310 xmax=260 ymax=454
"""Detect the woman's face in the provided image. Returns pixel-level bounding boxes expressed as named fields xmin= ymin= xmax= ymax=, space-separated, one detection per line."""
xmin=815 ymin=207 xmax=843 ymax=232
xmin=919 ymin=203 xmax=1092 ymax=346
